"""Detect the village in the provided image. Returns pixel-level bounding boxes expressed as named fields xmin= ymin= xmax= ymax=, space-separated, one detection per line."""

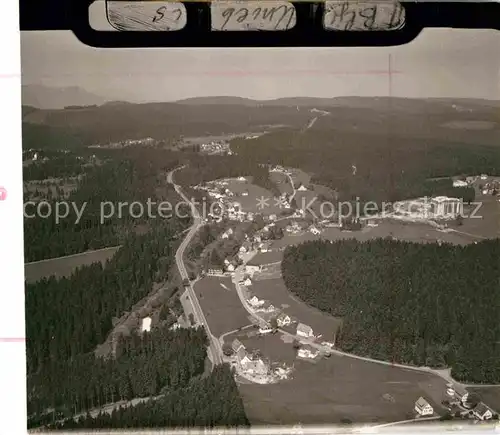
xmin=133 ymin=166 xmax=500 ymax=427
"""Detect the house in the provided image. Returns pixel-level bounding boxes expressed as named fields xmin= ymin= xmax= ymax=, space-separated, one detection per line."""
xmin=207 ymin=268 xmax=224 ymax=276
xmin=242 ymin=190 xmax=249 ymax=196
xmin=310 ymin=225 xmax=321 ymax=235
xmin=226 ymin=263 xmax=235 ymax=272
xmin=296 ymin=322 xmax=314 ymax=338
xmin=141 ymin=316 xmax=152 ymax=333
xmin=269 ymin=214 xmax=277 ymax=221
xmin=235 ymin=346 xmax=247 ymax=362
xmin=243 ymin=277 xmax=252 ymax=286
xmin=277 ymin=313 xmax=291 ymax=327
xmin=298 ymin=346 xmax=319 ymax=359
xmin=480 ymin=174 xmax=488 ymax=180
xmin=243 ymin=357 xmax=268 ymax=375
xmin=238 ymin=176 xmax=246 ymax=182
xmin=231 ymin=338 xmax=245 ymax=353
xmin=297 ymin=184 xmax=308 ymax=191
xmin=258 ymin=321 xmax=273 ymax=334
xmin=248 ymin=296 xmax=264 ymax=307
xmin=414 ymin=397 xmax=434 ymax=416
xmin=247 ymin=212 xmax=254 ymax=221
xmin=453 ymin=179 xmax=468 ymax=187
xmin=473 ymin=403 xmax=493 ymax=421
xmin=239 ymin=245 xmax=248 ymax=254
xmin=245 ymin=265 xmax=261 ymax=274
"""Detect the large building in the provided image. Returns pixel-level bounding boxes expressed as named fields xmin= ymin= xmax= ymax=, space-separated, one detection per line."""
xmin=393 ymin=196 xmax=463 ymax=220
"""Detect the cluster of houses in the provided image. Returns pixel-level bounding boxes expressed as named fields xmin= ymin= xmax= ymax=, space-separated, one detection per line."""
xmin=200 ymin=141 xmax=231 ymax=155
xmin=231 ymin=339 xmax=270 ymax=376
xmin=89 ymin=137 xmax=156 ymax=149
xmin=479 ymin=179 xmax=500 ymax=196
xmin=414 ymin=386 xmax=497 ymax=422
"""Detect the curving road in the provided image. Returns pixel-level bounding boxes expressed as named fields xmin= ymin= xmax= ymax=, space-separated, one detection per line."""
xmin=167 ymin=167 xmax=223 ymax=366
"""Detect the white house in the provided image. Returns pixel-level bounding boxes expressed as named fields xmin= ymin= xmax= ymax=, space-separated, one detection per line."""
xmin=453 ymin=179 xmax=468 ymax=187
xmin=258 ymin=322 xmax=273 ymax=334
xmin=269 ymin=214 xmax=277 ymax=221
xmin=239 ymin=245 xmax=248 ymax=254
xmin=232 ymin=338 xmax=245 ymax=353
xmin=298 ymin=347 xmax=319 ymax=359
xmin=480 ymin=174 xmax=488 ymax=180
xmin=141 ymin=316 xmax=152 ymax=333
xmin=242 ymin=190 xmax=249 ymax=196
xmin=414 ymin=397 xmax=434 ymax=416
xmin=238 ymin=176 xmax=246 ymax=182
xmin=296 ymin=323 xmax=314 ymax=338
xmin=208 ymin=268 xmax=224 ymax=276
xmin=227 ymin=263 xmax=235 ymax=272
xmin=243 ymin=277 xmax=252 ymax=286
xmin=277 ymin=313 xmax=291 ymax=327
xmin=473 ymin=403 xmax=493 ymax=421
xmin=297 ymin=184 xmax=308 ymax=191
xmin=245 ymin=265 xmax=261 ymax=274
xmin=248 ymin=296 xmax=264 ymax=308
xmin=310 ymin=226 xmax=321 ymax=235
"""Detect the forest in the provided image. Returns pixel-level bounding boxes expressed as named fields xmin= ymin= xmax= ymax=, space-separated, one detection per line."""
xmin=231 ymin=129 xmax=489 ymax=205
xmin=45 ymin=365 xmax=249 ymax=430
xmin=28 ymin=326 xmax=208 ymax=424
xmin=282 ymin=238 xmax=500 ymax=383
xmin=24 ymin=148 xmax=187 ymax=262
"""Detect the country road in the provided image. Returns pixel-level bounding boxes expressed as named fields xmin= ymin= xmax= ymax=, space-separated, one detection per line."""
xmin=167 ymin=167 xmax=223 ymax=366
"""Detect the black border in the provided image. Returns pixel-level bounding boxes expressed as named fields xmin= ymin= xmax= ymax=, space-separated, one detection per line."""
xmin=20 ymin=1 xmax=500 ymax=47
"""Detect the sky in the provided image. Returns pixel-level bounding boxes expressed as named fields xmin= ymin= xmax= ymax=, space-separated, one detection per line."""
xmin=20 ymin=1 xmax=500 ymax=102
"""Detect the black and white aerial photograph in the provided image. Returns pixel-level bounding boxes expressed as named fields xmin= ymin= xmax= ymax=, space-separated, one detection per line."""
xmin=21 ymin=19 xmax=500 ymax=432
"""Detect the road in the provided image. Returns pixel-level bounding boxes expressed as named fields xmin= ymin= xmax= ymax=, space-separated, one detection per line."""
xmin=167 ymin=167 xmax=223 ymax=366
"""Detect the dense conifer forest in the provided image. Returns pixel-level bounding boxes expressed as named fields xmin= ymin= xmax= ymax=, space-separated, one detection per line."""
xmin=23 ymin=148 xmax=186 ymax=262
xmin=231 ymin=130 xmax=489 ymax=205
xmin=282 ymin=238 xmax=500 ymax=384
xmin=47 ymin=365 xmax=249 ymax=430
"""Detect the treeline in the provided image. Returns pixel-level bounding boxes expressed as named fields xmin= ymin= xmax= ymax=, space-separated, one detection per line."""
xmin=47 ymin=365 xmax=249 ymax=430
xmin=28 ymin=326 xmax=208 ymax=424
xmin=231 ymin=129 xmax=492 ymax=205
xmin=23 ymin=152 xmax=89 ymax=181
xmin=186 ymin=223 xmax=227 ymax=263
xmin=282 ymin=238 xmax=500 ymax=384
xmin=22 ymin=103 xmax=311 ymax=144
xmin=26 ymin=222 xmax=185 ymax=376
xmin=176 ymin=154 xmax=280 ymax=196
xmin=24 ymin=148 xmax=186 ymax=262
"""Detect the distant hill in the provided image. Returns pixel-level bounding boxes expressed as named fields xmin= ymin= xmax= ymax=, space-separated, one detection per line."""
xmin=176 ymin=95 xmax=500 ymax=113
xmin=21 ymin=85 xmax=106 ymax=110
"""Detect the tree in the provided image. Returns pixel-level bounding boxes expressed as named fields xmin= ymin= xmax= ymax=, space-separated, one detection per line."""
xmin=292 ymin=339 xmax=300 ymax=350
xmin=222 ymin=343 xmax=233 ymax=356
xmin=270 ymin=317 xmax=278 ymax=331
xmin=188 ymin=313 xmax=195 ymax=326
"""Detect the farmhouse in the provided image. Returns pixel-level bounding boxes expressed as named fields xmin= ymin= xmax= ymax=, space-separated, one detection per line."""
xmin=297 ymin=345 xmax=319 ymax=359
xmin=248 ymin=296 xmax=264 ymax=308
xmin=296 ymin=322 xmax=314 ymax=338
xmin=414 ymin=397 xmax=433 ymax=416
xmin=232 ymin=338 xmax=245 ymax=353
xmin=277 ymin=312 xmax=291 ymax=327
xmin=258 ymin=320 xmax=273 ymax=334
xmin=453 ymin=179 xmax=468 ymax=187
xmin=245 ymin=265 xmax=261 ymax=274
xmin=473 ymin=403 xmax=493 ymax=421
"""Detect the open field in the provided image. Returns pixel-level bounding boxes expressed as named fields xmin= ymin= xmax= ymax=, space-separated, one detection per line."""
xmin=225 ymin=179 xmax=282 ymax=216
xmin=269 ymin=171 xmax=294 ymax=197
xmin=248 ymin=278 xmax=341 ymax=343
xmin=270 ymin=220 xmax=481 ymax=251
xmin=247 ymin=250 xmax=284 ymax=266
xmin=239 ymin=348 xmax=448 ymax=426
xmin=194 ymin=276 xmax=252 ymax=337
xmin=24 ymin=246 xmax=120 ymax=283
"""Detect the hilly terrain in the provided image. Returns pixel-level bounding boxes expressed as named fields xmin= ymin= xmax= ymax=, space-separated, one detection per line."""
xmin=22 ymin=85 xmax=106 ymax=109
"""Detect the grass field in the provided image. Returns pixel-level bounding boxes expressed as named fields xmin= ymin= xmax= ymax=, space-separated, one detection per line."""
xmin=225 ymin=179 xmax=282 ymax=216
xmin=247 ymin=250 xmax=284 ymax=266
xmin=239 ymin=349 xmax=448 ymax=426
xmin=24 ymin=246 xmax=120 ymax=283
xmin=194 ymin=276 xmax=252 ymax=337
xmin=270 ymin=220 xmax=479 ymax=251
xmin=269 ymin=172 xmax=294 ymax=197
